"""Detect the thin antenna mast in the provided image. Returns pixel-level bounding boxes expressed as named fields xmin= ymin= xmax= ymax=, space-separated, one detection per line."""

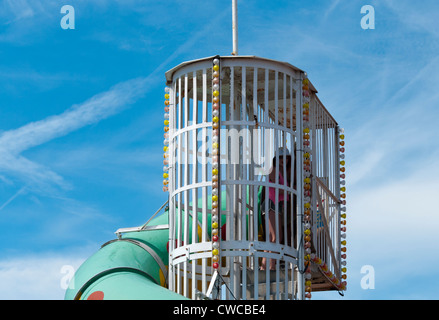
xmin=232 ymin=0 xmax=238 ymax=55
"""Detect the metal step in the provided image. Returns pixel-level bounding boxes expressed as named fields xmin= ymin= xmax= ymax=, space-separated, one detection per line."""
xmin=239 ymin=264 xmax=338 ymax=299
xmin=243 ymin=269 xmax=296 ymax=300
xmin=309 ymin=263 xmax=338 ymax=292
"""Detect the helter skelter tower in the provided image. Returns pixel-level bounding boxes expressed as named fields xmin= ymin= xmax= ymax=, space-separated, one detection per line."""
xmin=63 ymin=2 xmax=348 ymax=302
xmin=162 ymin=1 xmax=348 ymax=301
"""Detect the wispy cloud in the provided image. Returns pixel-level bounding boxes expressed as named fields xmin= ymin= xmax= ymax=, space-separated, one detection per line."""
xmin=0 ymin=75 xmax=155 ymax=194
xmin=347 ymin=56 xmax=439 ymax=188
xmin=383 ymin=0 xmax=439 ymax=37
xmin=323 ymin=0 xmax=341 ymax=21
xmin=0 ymin=68 xmax=99 ymax=92
xmin=0 ymin=153 xmax=67 ymax=192
xmin=1 ymin=0 xmax=35 ymax=24
xmin=0 ymin=76 xmax=152 ymax=155
xmin=0 ymin=185 xmax=27 ymax=211
xmin=0 ymin=3 xmax=230 ymax=199
xmin=0 ymin=0 xmax=58 ymax=43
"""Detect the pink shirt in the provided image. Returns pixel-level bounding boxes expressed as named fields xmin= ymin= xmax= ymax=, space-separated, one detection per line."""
xmin=269 ymin=172 xmax=289 ymax=203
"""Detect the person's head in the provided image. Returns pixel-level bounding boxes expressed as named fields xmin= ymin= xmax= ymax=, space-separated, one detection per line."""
xmin=272 ymin=147 xmax=291 ymax=170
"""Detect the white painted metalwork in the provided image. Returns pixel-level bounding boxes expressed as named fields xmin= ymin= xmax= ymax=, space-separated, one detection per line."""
xmin=232 ymin=0 xmax=238 ymax=55
xmin=165 ymin=56 xmax=345 ymax=300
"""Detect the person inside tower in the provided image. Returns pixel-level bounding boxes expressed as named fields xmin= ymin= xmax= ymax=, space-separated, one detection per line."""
xmin=259 ymin=147 xmax=297 ymax=271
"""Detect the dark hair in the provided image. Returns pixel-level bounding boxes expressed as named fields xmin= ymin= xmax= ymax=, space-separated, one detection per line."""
xmin=272 ymin=155 xmax=291 ymax=167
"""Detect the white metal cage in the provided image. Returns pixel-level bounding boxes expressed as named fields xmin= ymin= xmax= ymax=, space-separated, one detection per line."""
xmin=163 ymin=56 xmax=347 ymax=300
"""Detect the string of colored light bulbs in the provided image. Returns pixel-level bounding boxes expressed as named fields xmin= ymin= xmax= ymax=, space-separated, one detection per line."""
xmin=301 ymin=78 xmax=347 ymax=298
xmin=308 ymin=132 xmax=347 ymax=291
xmin=163 ymin=87 xmax=171 ymax=192
xmin=339 ymin=130 xmax=348 ymax=289
xmin=211 ymin=57 xmax=221 ymax=270
xmin=301 ymin=76 xmax=313 ymax=299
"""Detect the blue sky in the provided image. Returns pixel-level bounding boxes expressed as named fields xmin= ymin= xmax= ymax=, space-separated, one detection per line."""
xmin=0 ymin=0 xmax=438 ymax=300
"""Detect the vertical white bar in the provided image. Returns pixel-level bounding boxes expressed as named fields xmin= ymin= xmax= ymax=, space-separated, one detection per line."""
xmin=183 ymin=73 xmax=189 ymax=298
xmin=228 ymin=66 xmax=235 ymax=298
xmin=177 ymin=76 xmax=182 ymax=295
xmin=282 ymin=72 xmax=288 ymax=299
xmin=264 ymin=68 xmax=270 ymax=300
xmin=241 ymin=66 xmax=247 ymax=300
xmin=252 ymin=67 xmax=259 ymax=299
xmin=201 ymin=68 xmax=208 ymax=294
xmin=290 ymin=75 xmax=295 ymax=251
xmin=288 ymin=75 xmax=294 ymax=298
xmin=314 ymin=97 xmax=320 ymax=257
xmin=168 ymin=80 xmax=176 ymax=292
xmin=324 ymin=111 xmax=330 ymax=266
xmin=324 ymin=109 xmax=328 ymax=185
xmin=274 ymin=70 xmax=280 ymax=300
xmin=223 ymin=72 xmax=230 ymax=300
xmin=232 ymin=68 xmax=242 ymax=301
xmin=314 ymin=97 xmax=319 ymax=256
xmin=227 ymin=66 xmax=234 ymax=243
xmin=192 ymin=71 xmax=198 ymax=299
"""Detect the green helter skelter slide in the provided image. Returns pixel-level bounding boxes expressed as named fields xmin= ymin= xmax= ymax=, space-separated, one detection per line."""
xmin=64 ymin=193 xmax=242 ymax=300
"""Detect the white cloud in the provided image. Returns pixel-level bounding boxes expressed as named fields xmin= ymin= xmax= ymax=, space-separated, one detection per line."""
xmin=343 ymin=158 xmax=439 ymax=297
xmin=0 ymin=249 xmax=94 ymax=300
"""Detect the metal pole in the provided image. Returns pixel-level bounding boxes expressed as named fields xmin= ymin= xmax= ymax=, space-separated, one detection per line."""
xmin=232 ymin=0 xmax=238 ymax=55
